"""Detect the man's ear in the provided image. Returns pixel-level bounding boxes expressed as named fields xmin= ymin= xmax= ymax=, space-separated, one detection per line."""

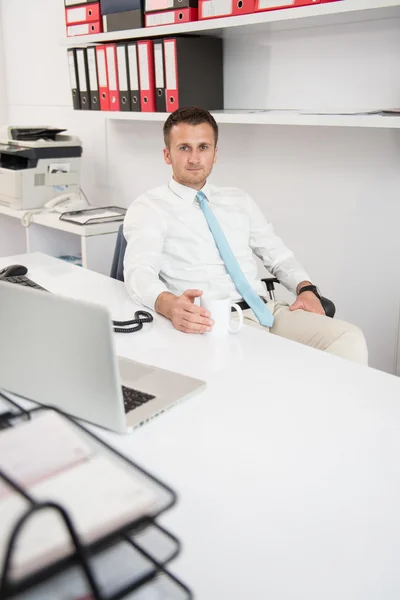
xmin=163 ymin=147 xmax=171 ymax=165
xmin=213 ymin=146 xmax=218 ymax=165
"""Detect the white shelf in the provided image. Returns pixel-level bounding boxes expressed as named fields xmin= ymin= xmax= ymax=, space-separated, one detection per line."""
xmin=0 ymin=205 xmax=122 ymax=237
xmin=0 ymin=205 xmax=120 ymax=275
xmin=93 ymin=109 xmax=400 ymax=129
xmin=62 ymin=0 xmax=400 ymax=46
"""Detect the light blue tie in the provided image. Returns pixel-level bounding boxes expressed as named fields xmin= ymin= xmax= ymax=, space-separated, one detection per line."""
xmin=196 ymin=191 xmax=274 ymax=327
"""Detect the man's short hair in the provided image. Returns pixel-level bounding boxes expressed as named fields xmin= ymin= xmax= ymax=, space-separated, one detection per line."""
xmin=163 ymin=107 xmax=219 ymax=148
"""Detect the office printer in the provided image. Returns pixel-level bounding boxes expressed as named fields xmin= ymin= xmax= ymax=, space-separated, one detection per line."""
xmin=0 ymin=126 xmax=82 ymax=210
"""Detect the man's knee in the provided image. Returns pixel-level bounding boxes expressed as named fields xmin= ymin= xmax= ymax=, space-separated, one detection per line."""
xmin=272 ymin=306 xmax=368 ymax=365
xmin=327 ymin=321 xmax=368 ymax=365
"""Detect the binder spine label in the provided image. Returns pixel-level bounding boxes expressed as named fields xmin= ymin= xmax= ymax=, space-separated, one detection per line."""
xmin=97 ymin=49 xmax=107 ymax=88
xmin=77 ymin=51 xmax=88 ymax=92
xmin=67 ymin=23 xmax=91 ymax=35
xmin=106 ymin=47 xmax=118 ymax=91
xmin=128 ymin=45 xmax=139 ymax=90
xmin=117 ymin=47 xmax=129 ymax=92
xmin=145 ymin=0 xmax=173 ymax=11
xmin=67 ymin=6 xmax=87 ymax=22
xmin=164 ymin=41 xmax=177 ymax=91
xmin=68 ymin=52 xmax=77 ymax=88
xmin=138 ymin=44 xmax=150 ymax=91
xmin=146 ymin=11 xmax=175 ymax=26
xmin=154 ymin=44 xmax=164 ymax=89
xmin=258 ymin=0 xmax=295 ymax=6
xmin=201 ymin=0 xmax=232 ymax=16
xmin=87 ymin=48 xmax=98 ymax=91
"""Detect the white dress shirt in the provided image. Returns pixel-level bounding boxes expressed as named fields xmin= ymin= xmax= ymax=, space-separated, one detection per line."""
xmin=123 ymin=179 xmax=311 ymax=310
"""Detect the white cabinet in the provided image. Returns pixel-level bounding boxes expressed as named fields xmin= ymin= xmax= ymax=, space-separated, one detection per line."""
xmin=0 ymin=206 xmax=119 ymax=276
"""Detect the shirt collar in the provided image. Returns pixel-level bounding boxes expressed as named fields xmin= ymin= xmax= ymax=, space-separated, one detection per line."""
xmin=169 ymin=178 xmax=211 ymax=204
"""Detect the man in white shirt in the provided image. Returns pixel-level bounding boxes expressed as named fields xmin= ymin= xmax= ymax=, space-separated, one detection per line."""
xmin=124 ymin=107 xmax=367 ymax=364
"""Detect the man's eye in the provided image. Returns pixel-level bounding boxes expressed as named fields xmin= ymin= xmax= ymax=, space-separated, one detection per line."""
xmin=200 ymin=145 xmax=208 ymax=150
xmin=180 ymin=146 xmax=188 ymax=151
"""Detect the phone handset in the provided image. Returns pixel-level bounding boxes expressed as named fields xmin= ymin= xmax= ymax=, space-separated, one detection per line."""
xmin=44 ymin=193 xmax=89 ymax=214
xmin=21 ymin=192 xmax=90 ymax=227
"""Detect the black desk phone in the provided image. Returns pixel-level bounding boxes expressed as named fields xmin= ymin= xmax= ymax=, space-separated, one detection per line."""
xmin=0 ymin=264 xmax=153 ymax=333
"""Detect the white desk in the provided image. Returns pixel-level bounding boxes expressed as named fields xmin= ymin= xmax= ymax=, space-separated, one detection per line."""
xmin=2 ymin=252 xmax=400 ymax=600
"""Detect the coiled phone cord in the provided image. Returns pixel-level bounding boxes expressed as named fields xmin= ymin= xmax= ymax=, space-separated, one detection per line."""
xmin=112 ymin=310 xmax=153 ymax=333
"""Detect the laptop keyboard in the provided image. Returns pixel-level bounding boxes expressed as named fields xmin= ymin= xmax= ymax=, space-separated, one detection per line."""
xmin=1 ymin=275 xmax=48 ymax=291
xmin=122 ymin=385 xmax=155 ymax=413
xmin=0 ymin=412 xmax=13 ymax=430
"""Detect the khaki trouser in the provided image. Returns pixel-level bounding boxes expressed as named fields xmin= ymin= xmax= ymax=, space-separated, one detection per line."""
xmin=240 ymin=301 xmax=368 ymax=365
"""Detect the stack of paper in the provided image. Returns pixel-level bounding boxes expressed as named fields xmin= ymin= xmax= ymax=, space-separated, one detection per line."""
xmin=0 ymin=412 xmax=158 ymax=580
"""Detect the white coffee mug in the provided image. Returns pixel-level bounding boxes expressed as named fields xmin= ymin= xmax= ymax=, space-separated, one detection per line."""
xmin=200 ymin=294 xmax=244 ymax=336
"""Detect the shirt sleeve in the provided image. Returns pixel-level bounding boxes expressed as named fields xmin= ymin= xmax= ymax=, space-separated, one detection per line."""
xmin=123 ymin=196 xmax=169 ymax=310
xmin=247 ymin=194 xmax=311 ymax=295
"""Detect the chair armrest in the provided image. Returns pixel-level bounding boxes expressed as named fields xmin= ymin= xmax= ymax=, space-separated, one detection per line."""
xmin=320 ymin=296 xmax=336 ymax=319
xmin=261 ymin=277 xmax=336 ymax=318
xmin=261 ymin=277 xmax=279 ymax=296
xmin=261 ymin=277 xmax=279 ymax=301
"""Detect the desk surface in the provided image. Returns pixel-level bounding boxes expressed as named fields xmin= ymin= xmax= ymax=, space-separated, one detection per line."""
xmin=2 ymin=252 xmax=400 ymax=600
xmin=0 ymin=204 xmax=121 ymax=237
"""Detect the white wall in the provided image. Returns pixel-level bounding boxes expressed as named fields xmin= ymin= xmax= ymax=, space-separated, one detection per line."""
xmin=0 ymin=2 xmax=8 ymax=124
xmin=1 ymin=0 xmax=400 ymax=374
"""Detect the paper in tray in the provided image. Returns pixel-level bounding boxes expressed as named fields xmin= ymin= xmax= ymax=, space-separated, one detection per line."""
xmin=0 ymin=406 xmax=179 ymax=599
xmin=13 ymin=522 xmax=188 ymax=600
xmin=59 ymin=206 xmax=126 ymax=226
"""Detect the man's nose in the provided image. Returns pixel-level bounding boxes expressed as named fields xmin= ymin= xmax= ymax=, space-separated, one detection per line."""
xmin=188 ymin=151 xmax=200 ymax=163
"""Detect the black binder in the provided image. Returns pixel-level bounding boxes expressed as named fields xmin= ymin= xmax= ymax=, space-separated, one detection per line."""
xmin=87 ymin=46 xmax=101 ymax=111
xmin=100 ymin=0 xmax=141 ymax=12
xmin=76 ymin=48 xmax=91 ymax=110
xmin=101 ymin=0 xmax=143 ymax=30
xmin=103 ymin=9 xmax=144 ymax=32
xmin=67 ymin=48 xmax=81 ymax=110
xmin=127 ymin=41 xmax=141 ymax=112
xmin=163 ymin=36 xmax=223 ymax=111
xmin=116 ymin=43 xmax=132 ymax=111
xmin=154 ymin=39 xmax=167 ymax=113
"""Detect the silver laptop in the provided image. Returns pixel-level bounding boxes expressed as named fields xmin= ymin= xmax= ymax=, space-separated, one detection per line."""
xmin=0 ymin=281 xmax=205 ymax=433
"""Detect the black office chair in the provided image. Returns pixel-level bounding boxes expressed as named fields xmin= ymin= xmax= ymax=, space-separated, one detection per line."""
xmin=111 ymin=224 xmax=336 ymax=318
xmin=110 ymin=224 xmax=127 ymax=283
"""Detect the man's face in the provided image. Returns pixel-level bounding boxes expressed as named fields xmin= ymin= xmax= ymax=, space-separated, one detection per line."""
xmin=163 ymin=122 xmax=218 ymax=190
